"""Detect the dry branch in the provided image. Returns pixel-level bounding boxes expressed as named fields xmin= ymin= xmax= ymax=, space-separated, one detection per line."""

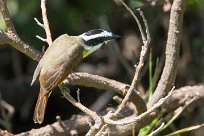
xmin=0 ymin=0 xmax=42 ymax=61
xmin=60 ymin=88 xmax=103 ymax=136
xmin=148 ymin=0 xmax=186 ymax=108
xmin=64 ymin=72 xmax=146 ymax=114
xmin=39 ymin=0 xmax=52 ymax=46
xmin=16 ymin=85 xmax=204 ymax=136
xmin=110 ymin=0 xmax=150 ymax=118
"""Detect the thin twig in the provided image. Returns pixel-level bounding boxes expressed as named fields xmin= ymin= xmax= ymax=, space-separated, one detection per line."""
xmin=157 ymin=97 xmax=198 ymax=135
xmin=40 ymin=0 xmax=52 ymax=46
xmin=118 ymin=0 xmax=146 ymax=41
xmin=165 ymin=123 xmax=204 ymax=136
xmin=104 ymin=87 xmax=174 ymax=126
xmin=64 ymin=72 xmax=147 ymax=114
xmin=61 ymin=88 xmax=101 ymax=124
xmin=34 ymin=18 xmax=44 ymax=28
xmin=60 ymin=87 xmax=103 ymax=136
xmin=110 ymin=1 xmax=150 ymax=117
xmin=137 ymin=8 xmax=151 ymax=43
xmin=36 ymin=35 xmax=47 ymax=42
xmin=147 ymin=123 xmax=165 ymax=136
xmin=95 ymin=124 xmax=108 ymax=136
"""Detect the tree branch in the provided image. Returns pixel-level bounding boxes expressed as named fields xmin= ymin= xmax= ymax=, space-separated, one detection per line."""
xmin=16 ymin=85 xmax=204 ymax=136
xmin=40 ymin=0 xmax=52 ymax=46
xmin=0 ymin=0 xmax=16 ymax=33
xmin=103 ymin=87 xmax=174 ymax=126
xmin=64 ymin=72 xmax=147 ymax=115
xmin=110 ymin=0 xmax=150 ymax=118
xmin=0 ymin=0 xmax=42 ymax=61
xmin=148 ymin=0 xmax=186 ymax=108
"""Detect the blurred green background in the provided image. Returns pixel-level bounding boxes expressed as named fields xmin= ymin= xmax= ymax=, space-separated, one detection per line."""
xmin=0 ymin=0 xmax=204 ymax=135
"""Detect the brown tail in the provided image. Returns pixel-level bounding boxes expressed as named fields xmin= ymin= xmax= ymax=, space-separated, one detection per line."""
xmin=33 ymin=87 xmax=48 ymax=124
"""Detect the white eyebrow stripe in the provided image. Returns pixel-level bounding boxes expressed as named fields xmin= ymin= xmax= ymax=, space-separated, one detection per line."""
xmin=80 ymin=31 xmax=112 ymax=41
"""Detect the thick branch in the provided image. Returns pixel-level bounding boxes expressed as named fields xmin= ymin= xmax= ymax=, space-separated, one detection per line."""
xmin=16 ymin=85 xmax=204 ymax=136
xmin=64 ymin=73 xmax=129 ymax=95
xmin=17 ymin=115 xmax=92 ymax=136
xmin=0 ymin=0 xmax=16 ymax=32
xmin=148 ymin=0 xmax=186 ymax=108
xmin=0 ymin=0 xmax=42 ymax=61
xmin=5 ymin=32 xmax=42 ymax=61
xmin=64 ymin=72 xmax=147 ymax=114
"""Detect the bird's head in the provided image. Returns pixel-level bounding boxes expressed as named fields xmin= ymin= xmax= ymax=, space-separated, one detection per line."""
xmin=79 ymin=29 xmax=120 ymax=58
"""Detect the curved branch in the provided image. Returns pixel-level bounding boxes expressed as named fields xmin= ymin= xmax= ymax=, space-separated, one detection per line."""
xmin=111 ymin=1 xmax=150 ymax=117
xmin=5 ymin=32 xmax=42 ymax=61
xmin=64 ymin=72 xmax=147 ymax=114
xmin=64 ymin=73 xmax=129 ymax=95
xmin=148 ymin=0 xmax=186 ymax=108
xmin=0 ymin=0 xmax=42 ymax=61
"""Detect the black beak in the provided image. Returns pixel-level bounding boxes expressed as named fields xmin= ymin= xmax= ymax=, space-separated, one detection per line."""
xmin=112 ymin=34 xmax=121 ymax=39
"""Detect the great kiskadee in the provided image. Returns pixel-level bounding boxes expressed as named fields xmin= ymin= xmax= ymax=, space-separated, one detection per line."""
xmin=30 ymin=29 xmax=120 ymax=124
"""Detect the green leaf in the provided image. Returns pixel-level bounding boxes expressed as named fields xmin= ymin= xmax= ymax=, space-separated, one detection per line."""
xmin=138 ymin=114 xmax=163 ymax=136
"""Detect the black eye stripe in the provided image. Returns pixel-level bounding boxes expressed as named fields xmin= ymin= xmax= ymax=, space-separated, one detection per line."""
xmin=85 ymin=37 xmax=106 ymax=46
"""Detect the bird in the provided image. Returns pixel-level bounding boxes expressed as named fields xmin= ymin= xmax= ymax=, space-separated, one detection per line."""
xmin=30 ymin=29 xmax=120 ymax=124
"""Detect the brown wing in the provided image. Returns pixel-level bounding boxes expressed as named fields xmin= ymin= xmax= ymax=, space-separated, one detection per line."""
xmin=39 ymin=34 xmax=83 ymax=93
xmin=30 ymin=57 xmax=45 ymax=86
xmin=30 ymin=35 xmax=67 ymax=86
